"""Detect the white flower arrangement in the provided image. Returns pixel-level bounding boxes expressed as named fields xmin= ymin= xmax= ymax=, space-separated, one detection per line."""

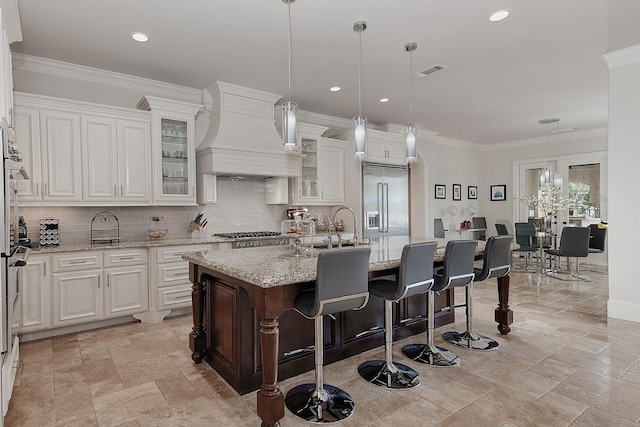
xmin=516 ymin=186 xmax=588 ymax=217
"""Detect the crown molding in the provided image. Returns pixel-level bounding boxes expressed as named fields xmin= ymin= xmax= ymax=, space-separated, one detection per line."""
xmin=483 ymin=127 xmax=608 ymax=151
xmin=603 ymin=44 xmax=640 ymax=70
xmin=1 ymin=0 xmax=23 ymax=43
xmin=12 ymin=53 xmax=204 ymax=104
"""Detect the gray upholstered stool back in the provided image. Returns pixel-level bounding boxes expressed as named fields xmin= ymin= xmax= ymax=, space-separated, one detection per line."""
xmin=514 ymin=222 xmax=536 ymax=248
xmin=393 ymin=242 xmax=438 ymax=301
xmin=474 ymin=235 xmax=513 ymax=282
xmin=557 ymin=227 xmax=590 ymax=257
xmin=433 ymin=240 xmax=477 ymax=291
xmin=294 ymin=247 xmax=371 ymax=319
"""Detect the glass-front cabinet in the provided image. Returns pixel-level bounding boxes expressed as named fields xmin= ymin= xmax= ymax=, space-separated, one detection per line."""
xmin=290 ymin=123 xmax=345 ymax=205
xmin=301 ymin=137 xmax=319 ymax=198
xmin=137 ymin=96 xmax=202 ymax=205
xmin=161 ymin=118 xmax=189 ymax=196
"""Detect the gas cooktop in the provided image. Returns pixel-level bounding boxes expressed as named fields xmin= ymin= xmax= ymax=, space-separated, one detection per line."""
xmin=214 ymin=231 xmax=282 ymax=239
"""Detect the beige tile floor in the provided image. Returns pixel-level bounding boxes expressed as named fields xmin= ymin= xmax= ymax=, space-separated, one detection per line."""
xmin=7 ymin=264 xmax=640 ymax=426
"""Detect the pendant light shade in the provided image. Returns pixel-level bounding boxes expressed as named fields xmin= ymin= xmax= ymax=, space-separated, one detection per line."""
xmin=404 ymin=124 xmax=417 ymax=163
xmin=282 ymin=101 xmax=297 ymax=151
xmin=404 ymin=42 xmax=418 ymax=164
xmin=353 ymin=115 xmax=367 ymax=159
xmin=282 ymin=0 xmax=297 ymax=151
xmin=353 ymin=21 xmax=367 ymax=159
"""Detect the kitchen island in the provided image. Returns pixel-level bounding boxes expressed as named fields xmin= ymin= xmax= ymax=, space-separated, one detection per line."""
xmin=184 ymin=236 xmax=513 ymax=427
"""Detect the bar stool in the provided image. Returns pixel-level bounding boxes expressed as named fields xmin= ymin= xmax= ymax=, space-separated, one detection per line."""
xmin=402 ymin=240 xmax=477 ymax=367
xmin=285 ymin=247 xmax=371 ymax=423
xmin=358 ymin=242 xmax=437 ymax=389
xmin=442 ymin=236 xmax=512 ymax=350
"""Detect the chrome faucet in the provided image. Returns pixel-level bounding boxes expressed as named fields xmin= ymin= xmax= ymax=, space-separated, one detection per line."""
xmin=332 ymin=207 xmax=359 ymax=247
xmin=322 ymin=216 xmax=334 ymax=250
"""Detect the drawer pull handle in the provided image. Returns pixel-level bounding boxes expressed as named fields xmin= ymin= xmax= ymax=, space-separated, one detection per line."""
xmin=117 ymin=257 xmax=135 ymax=261
xmin=283 ymin=346 xmax=314 ymax=357
xmin=173 ymin=271 xmax=188 ymax=277
xmin=69 ymin=260 xmax=89 ymax=264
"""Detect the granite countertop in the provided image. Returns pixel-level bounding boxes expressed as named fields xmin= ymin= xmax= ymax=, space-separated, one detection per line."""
xmin=30 ymin=236 xmax=234 ymax=254
xmin=183 ymin=236 xmax=488 ymax=288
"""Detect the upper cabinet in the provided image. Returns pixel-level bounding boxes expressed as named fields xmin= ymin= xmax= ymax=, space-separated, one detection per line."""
xmin=137 ymin=96 xmax=202 ymax=206
xmin=14 ymin=93 xmax=152 ymax=206
xmin=333 ymin=128 xmax=407 ymax=166
xmin=82 ymin=116 xmax=151 ymax=204
xmin=290 ymin=123 xmax=345 ymax=205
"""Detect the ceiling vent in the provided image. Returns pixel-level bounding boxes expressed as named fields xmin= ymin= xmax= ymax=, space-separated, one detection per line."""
xmin=415 ymin=64 xmax=447 ymax=77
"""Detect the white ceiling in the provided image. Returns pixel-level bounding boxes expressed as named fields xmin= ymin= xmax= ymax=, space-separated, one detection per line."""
xmin=10 ymin=0 xmax=621 ymax=144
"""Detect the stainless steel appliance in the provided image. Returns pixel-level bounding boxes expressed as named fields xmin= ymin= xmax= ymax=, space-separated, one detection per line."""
xmin=214 ymin=231 xmax=288 ymax=249
xmin=362 ymin=162 xmax=409 ymax=238
xmin=1 ymin=128 xmax=29 ymax=422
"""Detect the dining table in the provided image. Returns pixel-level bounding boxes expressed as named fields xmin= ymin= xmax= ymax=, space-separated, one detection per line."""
xmin=184 ymin=236 xmax=514 ymax=427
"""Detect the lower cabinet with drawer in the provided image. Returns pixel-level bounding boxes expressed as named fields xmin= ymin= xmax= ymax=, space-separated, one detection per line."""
xmin=51 ymin=248 xmax=148 ymax=328
xmin=148 ymin=244 xmax=218 ymax=322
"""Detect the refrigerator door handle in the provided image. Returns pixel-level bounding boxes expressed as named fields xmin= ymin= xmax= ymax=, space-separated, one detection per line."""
xmin=384 ymin=183 xmax=390 ymax=233
xmin=377 ymin=182 xmax=384 ymax=232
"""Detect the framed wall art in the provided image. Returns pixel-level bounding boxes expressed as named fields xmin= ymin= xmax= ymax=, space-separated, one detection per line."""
xmin=453 ymin=184 xmax=462 ymax=201
xmin=490 ymin=184 xmax=506 ymax=201
xmin=435 ymin=184 xmax=446 ymax=199
xmin=468 ymin=186 xmax=478 ymax=199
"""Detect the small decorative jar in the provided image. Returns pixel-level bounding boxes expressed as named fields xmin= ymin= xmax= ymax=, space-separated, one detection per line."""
xmin=147 ymin=215 xmax=168 ymax=239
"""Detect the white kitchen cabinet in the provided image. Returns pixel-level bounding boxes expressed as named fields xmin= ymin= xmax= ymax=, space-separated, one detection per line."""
xmin=365 ymin=133 xmax=406 ymax=166
xmin=82 ymin=116 xmax=151 ymax=204
xmin=20 ymin=254 xmax=51 ymax=333
xmin=149 ymin=243 xmax=216 ymax=321
xmin=50 ymin=249 xmax=148 ymax=328
xmin=333 ymin=128 xmax=407 ymax=166
xmin=137 ymin=96 xmax=202 ymax=206
xmin=13 ymin=106 xmax=41 ymax=202
xmin=52 ymin=268 xmax=103 ymax=327
xmin=290 ymin=123 xmax=345 ymax=205
xmin=104 ymin=265 xmax=148 ymax=318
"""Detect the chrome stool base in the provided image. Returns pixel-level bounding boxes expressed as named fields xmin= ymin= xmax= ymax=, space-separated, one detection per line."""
xmin=357 ymin=360 xmax=420 ymax=389
xmin=442 ymin=331 xmax=499 ymax=351
xmin=285 ymin=383 xmax=355 ymax=423
xmin=401 ymin=344 xmax=461 ymax=367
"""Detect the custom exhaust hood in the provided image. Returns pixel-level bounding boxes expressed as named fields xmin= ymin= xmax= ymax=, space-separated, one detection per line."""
xmin=196 ymin=81 xmax=301 ymax=178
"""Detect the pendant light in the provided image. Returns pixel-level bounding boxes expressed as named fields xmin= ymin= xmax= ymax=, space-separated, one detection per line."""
xmin=552 ymin=119 xmax=563 ymax=190
xmin=404 ymin=42 xmax=418 ymax=164
xmin=353 ymin=21 xmax=368 ymax=159
xmin=538 ymin=118 xmax=560 ymax=188
xmin=282 ymin=0 xmax=298 ymax=151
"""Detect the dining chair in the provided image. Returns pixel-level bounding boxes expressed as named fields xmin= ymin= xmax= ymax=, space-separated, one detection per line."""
xmin=544 ymin=226 xmax=591 ymax=281
xmin=495 ymin=223 xmax=509 ymax=236
xmin=471 ymin=216 xmax=487 ymax=240
xmin=579 ymin=223 xmax=607 ymax=274
xmin=513 ymin=222 xmax=538 ymax=270
xmin=434 ymin=218 xmax=445 ymax=238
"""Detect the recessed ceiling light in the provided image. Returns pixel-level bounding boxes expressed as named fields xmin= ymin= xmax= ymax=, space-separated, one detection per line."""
xmin=379 ymin=98 xmax=389 ymax=103
xmin=329 ymin=86 xmax=341 ymax=92
xmin=131 ymin=32 xmax=149 ymax=43
xmin=488 ymin=9 xmax=510 ymax=23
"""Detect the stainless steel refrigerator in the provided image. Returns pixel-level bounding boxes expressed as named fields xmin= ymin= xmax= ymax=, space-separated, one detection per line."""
xmin=362 ymin=162 xmax=409 ymax=238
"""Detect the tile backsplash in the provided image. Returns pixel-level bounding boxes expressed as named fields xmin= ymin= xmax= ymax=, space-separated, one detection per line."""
xmin=21 ymin=177 xmax=333 ymax=245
